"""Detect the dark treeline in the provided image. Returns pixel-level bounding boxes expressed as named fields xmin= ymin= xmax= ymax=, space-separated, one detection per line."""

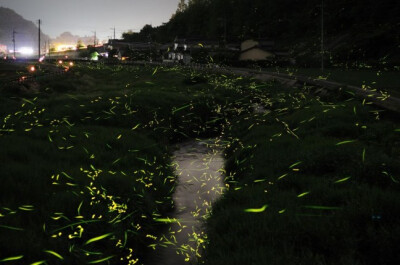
xmin=123 ymin=0 xmax=400 ymax=67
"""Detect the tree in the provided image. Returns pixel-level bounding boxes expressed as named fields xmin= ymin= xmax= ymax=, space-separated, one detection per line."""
xmin=176 ymin=0 xmax=187 ymax=13
xmin=76 ymin=40 xmax=85 ymax=50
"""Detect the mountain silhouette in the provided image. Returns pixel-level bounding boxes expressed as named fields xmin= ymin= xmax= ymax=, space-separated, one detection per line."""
xmin=0 ymin=7 xmax=49 ymax=52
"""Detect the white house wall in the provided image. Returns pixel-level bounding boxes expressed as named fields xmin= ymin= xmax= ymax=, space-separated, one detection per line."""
xmin=241 ymin=39 xmax=259 ymax=51
xmin=239 ymin=48 xmax=275 ymax=61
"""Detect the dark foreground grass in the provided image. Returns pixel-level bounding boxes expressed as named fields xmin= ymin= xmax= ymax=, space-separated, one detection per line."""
xmin=1 ymin=61 xmax=399 ymax=265
xmin=201 ymin=80 xmax=400 ymax=264
xmin=0 ymin=62 xmax=262 ymax=264
xmin=0 ymin=64 xmax=183 ymax=264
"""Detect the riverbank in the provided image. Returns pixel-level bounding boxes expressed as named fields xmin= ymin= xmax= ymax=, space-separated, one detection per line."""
xmin=201 ymin=74 xmax=400 ymax=264
xmin=0 ymin=62 xmax=259 ymax=264
xmin=1 ymin=61 xmax=399 ymax=264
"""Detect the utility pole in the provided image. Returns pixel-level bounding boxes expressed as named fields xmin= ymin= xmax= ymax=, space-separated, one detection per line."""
xmin=321 ymin=0 xmax=324 ymax=72
xmin=48 ymin=40 xmax=51 ymax=57
xmin=12 ymin=29 xmax=16 ymax=59
xmin=148 ymin=34 xmax=152 ymax=62
xmin=112 ymin=26 xmax=116 ymax=39
xmin=93 ymin=31 xmax=97 ymax=46
xmin=38 ymin=19 xmax=41 ymax=59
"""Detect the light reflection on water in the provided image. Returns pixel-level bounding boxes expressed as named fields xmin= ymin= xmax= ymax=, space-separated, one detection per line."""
xmin=151 ymin=138 xmax=225 ymax=265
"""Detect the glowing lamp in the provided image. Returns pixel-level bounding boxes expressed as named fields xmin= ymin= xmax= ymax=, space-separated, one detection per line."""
xmin=20 ymin=47 xmax=34 ymax=55
xmin=29 ymin=66 xmax=36 ymax=72
xmin=58 ymin=60 xmax=63 ymax=64
xmin=69 ymin=62 xmax=74 ymax=66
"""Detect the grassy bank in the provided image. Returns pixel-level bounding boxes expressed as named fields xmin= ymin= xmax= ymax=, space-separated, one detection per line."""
xmin=263 ymin=67 xmax=400 ymax=95
xmin=0 ymin=63 xmax=180 ymax=264
xmin=2 ymin=61 xmax=399 ymax=264
xmin=0 ymin=61 xmax=264 ymax=264
xmin=202 ymin=74 xmax=400 ymax=264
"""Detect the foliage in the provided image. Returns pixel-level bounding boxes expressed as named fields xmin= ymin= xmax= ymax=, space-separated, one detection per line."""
xmin=76 ymin=40 xmax=85 ymax=50
xmin=123 ymin=0 xmax=400 ymax=68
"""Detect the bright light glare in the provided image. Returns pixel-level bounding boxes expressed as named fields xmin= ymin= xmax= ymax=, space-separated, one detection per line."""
xmin=19 ymin=47 xmax=34 ymax=55
xmin=58 ymin=60 xmax=63 ymax=64
xmin=56 ymin=45 xmax=77 ymax=52
xmin=29 ymin=66 xmax=36 ymax=72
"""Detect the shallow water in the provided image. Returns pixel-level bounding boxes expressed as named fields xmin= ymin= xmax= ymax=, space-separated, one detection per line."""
xmin=150 ymin=138 xmax=225 ymax=265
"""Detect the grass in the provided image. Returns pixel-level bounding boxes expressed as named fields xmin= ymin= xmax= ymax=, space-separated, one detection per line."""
xmin=0 ymin=61 xmax=262 ymax=264
xmin=264 ymin=67 xmax=400 ymax=96
xmin=201 ymin=76 xmax=400 ymax=265
xmin=0 ymin=63 xmax=182 ymax=264
xmin=1 ymin=60 xmax=399 ymax=264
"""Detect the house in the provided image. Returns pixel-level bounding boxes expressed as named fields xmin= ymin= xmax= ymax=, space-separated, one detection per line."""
xmin=162 ymin=38 xmax=192 ymax=64
xmin=106 ymin=39 xmax=159 ymax=61
xmin=239 ymin=39 xmax=276 ymax=61
xmin=106 ymin=39 xmax=150 ymax=51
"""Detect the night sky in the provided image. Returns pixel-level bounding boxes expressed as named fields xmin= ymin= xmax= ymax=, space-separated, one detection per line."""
xmin=0 ymin=0 xmax=180 ymax=41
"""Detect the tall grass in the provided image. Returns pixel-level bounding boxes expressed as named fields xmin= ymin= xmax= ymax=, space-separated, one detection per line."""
xmin=0 ymin=62 xmax=264 ymax=264
xmin=2 ymin=61 xmax=399 ymax=264
xmin=201 ymin=75 xmax=400 ymax=265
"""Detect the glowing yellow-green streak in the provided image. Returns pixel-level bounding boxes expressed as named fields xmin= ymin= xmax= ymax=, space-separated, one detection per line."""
xmin=244 ymin=204 xmax=268 ymax=213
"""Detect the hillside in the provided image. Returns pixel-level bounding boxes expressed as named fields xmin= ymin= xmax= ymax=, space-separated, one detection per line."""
xmin=0 ymin=7 xmax=48 ymax=52
xmin=123 ymin=0 xmax=400 ymax=68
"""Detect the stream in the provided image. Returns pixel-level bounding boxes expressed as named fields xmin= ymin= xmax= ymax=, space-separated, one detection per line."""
xmin=149 ymin=138 xmax=225 ymax=265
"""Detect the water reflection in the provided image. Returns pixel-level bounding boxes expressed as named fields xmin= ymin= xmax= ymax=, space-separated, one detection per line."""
xmin=152 ymin=138 xmax=225 ymax=265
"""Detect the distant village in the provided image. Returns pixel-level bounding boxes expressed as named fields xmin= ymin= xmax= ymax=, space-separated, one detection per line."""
xmin=1 ymin=36 xmax=293 ymax=67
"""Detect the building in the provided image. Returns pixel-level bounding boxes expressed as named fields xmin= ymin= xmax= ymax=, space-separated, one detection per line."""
xmin=106 ymin=39 xmax=155 ymax=61
xmin=106 ymin=39 xmax=150 ymax=51
xmin=162 ymin=38 xmax=192 ymax=64
xmin=239 ymin=39 xmax=276 ymax=61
